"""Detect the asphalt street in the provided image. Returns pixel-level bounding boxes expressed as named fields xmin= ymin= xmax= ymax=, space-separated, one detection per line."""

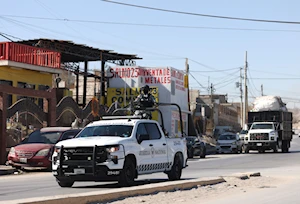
xmin=1 ymin=135 xmax=300 ymax=203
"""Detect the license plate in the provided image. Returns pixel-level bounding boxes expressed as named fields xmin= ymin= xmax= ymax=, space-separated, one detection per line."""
xmin=257 ymin=143 xmax=262 ymax=146
xmin=74 ymin=168 xmax=85 ymax=174
xmin=19 ymin=158 xmax=27 ymax=163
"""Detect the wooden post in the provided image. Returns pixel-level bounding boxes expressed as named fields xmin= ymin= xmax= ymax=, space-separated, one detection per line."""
xmin=0 ymin=93 xmax=7 ymax=164
xmin=47 ymin=89 xmax=57 ymax=127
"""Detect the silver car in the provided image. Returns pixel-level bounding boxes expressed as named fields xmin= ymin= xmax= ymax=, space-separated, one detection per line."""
xmin=216 ymin=132 xmax=243 ymax=154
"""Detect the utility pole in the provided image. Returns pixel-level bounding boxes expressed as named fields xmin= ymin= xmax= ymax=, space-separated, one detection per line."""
xmin=240 ymin=67 xmax=243 ymax=129
xmin=209 ymin=83 xmax=215 ymax=135
xmin=207 ymin=77 xmax=210 ymax=95
xmin=243 ymin=51 xmax=248 ymax=129
xmin=261 ymin=84 xmax=264 ymax=96
xmin=186 ymin=58 xmax=190 ymax=111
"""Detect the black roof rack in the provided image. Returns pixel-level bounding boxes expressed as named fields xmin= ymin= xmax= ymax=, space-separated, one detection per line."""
xmin=101 ymin=115 xmax=143 ymax=120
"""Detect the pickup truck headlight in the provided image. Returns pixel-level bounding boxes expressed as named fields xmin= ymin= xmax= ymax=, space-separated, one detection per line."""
xmin=35 ymin=149 xmax=50 ymax=156
xmin=106 ymin=145 xmax=120 ymax=153
xmin=54 ymin=146 xmax=61 ymax=154
xmin=269 ymin=131 xmax=276 ymax=136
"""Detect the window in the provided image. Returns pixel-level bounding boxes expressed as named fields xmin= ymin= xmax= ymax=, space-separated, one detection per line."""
xmin=171 ymin=80 xmax=175 ymax=95
xmin=17 ymin=82 xmax=36 ymax=102
xmin=38 ymin=85 xmax=49 ymax=109
xmin=27 ymin=130 xmax=62 ymax=144
xmin=136 ymin=123 xmax=148 ymax=141
xmin=61 ymin=130 xmax=80 ymax=141
xmin=251 ymin=124 xmax=273 ymax=130
xmin=145 ymin=123 xmax=161 ymax=140
xmin=0 ymin=80 xmax=13 ymax=106
xmin=77 ymin=125 xmax=133 ymax=138
xmin=218 ymin=134 xmax=236 ymax=140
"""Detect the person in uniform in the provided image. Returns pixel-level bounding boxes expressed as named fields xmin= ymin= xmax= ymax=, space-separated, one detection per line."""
xmin=133 ymin=85 xmax=156 ymax=119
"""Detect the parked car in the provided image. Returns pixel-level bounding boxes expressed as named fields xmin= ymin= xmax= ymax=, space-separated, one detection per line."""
xmin=7 ymin=127 xmax=81 ymax=170
xmin=216 ymin=132 xmax=243 ymax=154
xmin=186 ymin=136 xmax=206 ymax=158
xmin=238 ymin=130 xmax=248 ymax=141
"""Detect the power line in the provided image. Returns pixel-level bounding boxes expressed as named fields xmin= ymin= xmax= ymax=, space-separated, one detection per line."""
xmin=4 ymin=15 xmax=300 ymax=33
xmin=250 ymin=69 xmax=300 ymax=77
xmin=190 ymin=67 xmax=241 ymax=73
xmin=0 ymin=32 xmax=22 ymax=42
xmin=101 ymin=0 xmax=300 ymax=25
xmin=251 ymin=77 xmax=300 ymax=80
xmin=247 ymin=65 xmax=261 ymax=93
xmin=189 ymin=72 xmax=206 ymax=89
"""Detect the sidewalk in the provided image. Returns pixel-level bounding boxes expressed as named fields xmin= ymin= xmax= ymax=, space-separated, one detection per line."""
xmin=0 ymin=165 xmax=16 ymax=176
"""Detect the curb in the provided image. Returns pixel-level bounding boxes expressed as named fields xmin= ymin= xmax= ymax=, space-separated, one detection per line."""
xmin=0 ymin=168 xmax=17 ymax=176
xmin=7 ymin=177 xmax=225 ymax=204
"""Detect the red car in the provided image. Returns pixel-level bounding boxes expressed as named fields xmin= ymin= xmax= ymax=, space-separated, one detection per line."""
xmin=7 ymin=127 xmax=81 ymax=170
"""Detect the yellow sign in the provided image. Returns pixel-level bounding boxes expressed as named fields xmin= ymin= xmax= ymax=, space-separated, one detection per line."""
xmin=107 ymin=87 xmax=159 ymax=120
xmin=184 ymin=74 xmax=189 ymax=88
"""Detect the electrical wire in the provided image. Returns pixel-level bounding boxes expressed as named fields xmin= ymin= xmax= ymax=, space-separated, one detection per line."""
xmin=101 ymin=0 xmax=300 ymax=25
xmin=212 ymin=69 xmax=240 ymax=85
xmin=250 ymin=77 xmax=300 ymax=80
xmin=250 ymin=69 xmax=300 ymax=77
xmin=247 ymin=65 xmax=261 ymax=94
xmin=189 ymin=72 xmax=207 ymax=89
xmin=4 ymin=15 xmax=300 ymax=33
xmin=190 ymin=67 xmax=241 ymax=73
xmin=0 ymin=32 xmax=14 ymax=41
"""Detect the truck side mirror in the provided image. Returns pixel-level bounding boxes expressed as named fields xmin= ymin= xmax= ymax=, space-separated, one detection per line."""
xmin=137 ymin=134 xmax=150 ymax=144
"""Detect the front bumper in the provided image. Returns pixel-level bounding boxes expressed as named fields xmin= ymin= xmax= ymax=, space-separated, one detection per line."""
xmin=7 ymin=157 xmax=51 ymax=168
xmin=246 ymin=141 xmax=276 ymax=150
xmin=53 ymin=164 xmax=123 ymax=181
xmin=52 ymin=145 xmax=125 ymax=182
xmin=216 ymin=145 xmax=238 ymax=153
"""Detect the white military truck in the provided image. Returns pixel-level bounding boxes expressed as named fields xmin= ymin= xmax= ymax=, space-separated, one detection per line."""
xmin=52 ymin=103 xmax=188 ymax=187
xmin=244 ymin=96 xmax=293 ymax=153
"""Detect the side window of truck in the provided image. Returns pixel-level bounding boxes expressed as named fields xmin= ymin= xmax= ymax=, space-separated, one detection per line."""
xmin=136 ymin=123 xmax=149 ymax=141
xmin=145 ymin=123 xmax=162 ymax=140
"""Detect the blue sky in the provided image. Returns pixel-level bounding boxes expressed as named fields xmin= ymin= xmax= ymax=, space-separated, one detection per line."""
xmin=1 ymin=0 xmax=300 ymax=108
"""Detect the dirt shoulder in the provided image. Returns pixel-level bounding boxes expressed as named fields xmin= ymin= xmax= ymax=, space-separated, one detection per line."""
xmin=107 ymin=176 xmax=286 ymax=204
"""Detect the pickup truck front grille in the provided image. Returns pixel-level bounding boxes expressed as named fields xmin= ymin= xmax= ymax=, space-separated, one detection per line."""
xmin=250 ymin=133 xmax=269 ymax=140
xmin=62 ymin=146 xmax=108 ymax=163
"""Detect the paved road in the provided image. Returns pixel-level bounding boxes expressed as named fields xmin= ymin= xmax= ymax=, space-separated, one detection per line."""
xmin=1 ymin=136 xmax=300 ymax=203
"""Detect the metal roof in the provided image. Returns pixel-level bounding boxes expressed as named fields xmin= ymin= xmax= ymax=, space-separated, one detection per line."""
xmin=17 ymin=38 xmax=142 ymax=63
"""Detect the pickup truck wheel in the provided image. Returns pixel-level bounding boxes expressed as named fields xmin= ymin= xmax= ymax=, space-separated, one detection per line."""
xmin=167 ymin=155 xmax=182 ymax=181
xmin=56 ymin=178 xmax=74 ymax=188
xmin=118 ymin=158 xmax=135 ymax=187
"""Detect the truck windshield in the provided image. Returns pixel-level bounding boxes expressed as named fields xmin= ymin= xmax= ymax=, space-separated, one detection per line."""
xmin=76 ymin=125 xmax=133 ymax=138
xmin=251 ymin=124 xmax=273 ymax=129
xmin=218 ymin=134 xmax=236 ymax=140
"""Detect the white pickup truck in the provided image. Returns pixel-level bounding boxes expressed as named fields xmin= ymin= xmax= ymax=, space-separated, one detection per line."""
xmin=52 ymin=116 xmax=188 ymax=187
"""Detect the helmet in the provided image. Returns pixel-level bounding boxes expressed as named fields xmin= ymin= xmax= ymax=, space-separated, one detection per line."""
xmin=143 ymin=85 xmax=150 ymax=94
